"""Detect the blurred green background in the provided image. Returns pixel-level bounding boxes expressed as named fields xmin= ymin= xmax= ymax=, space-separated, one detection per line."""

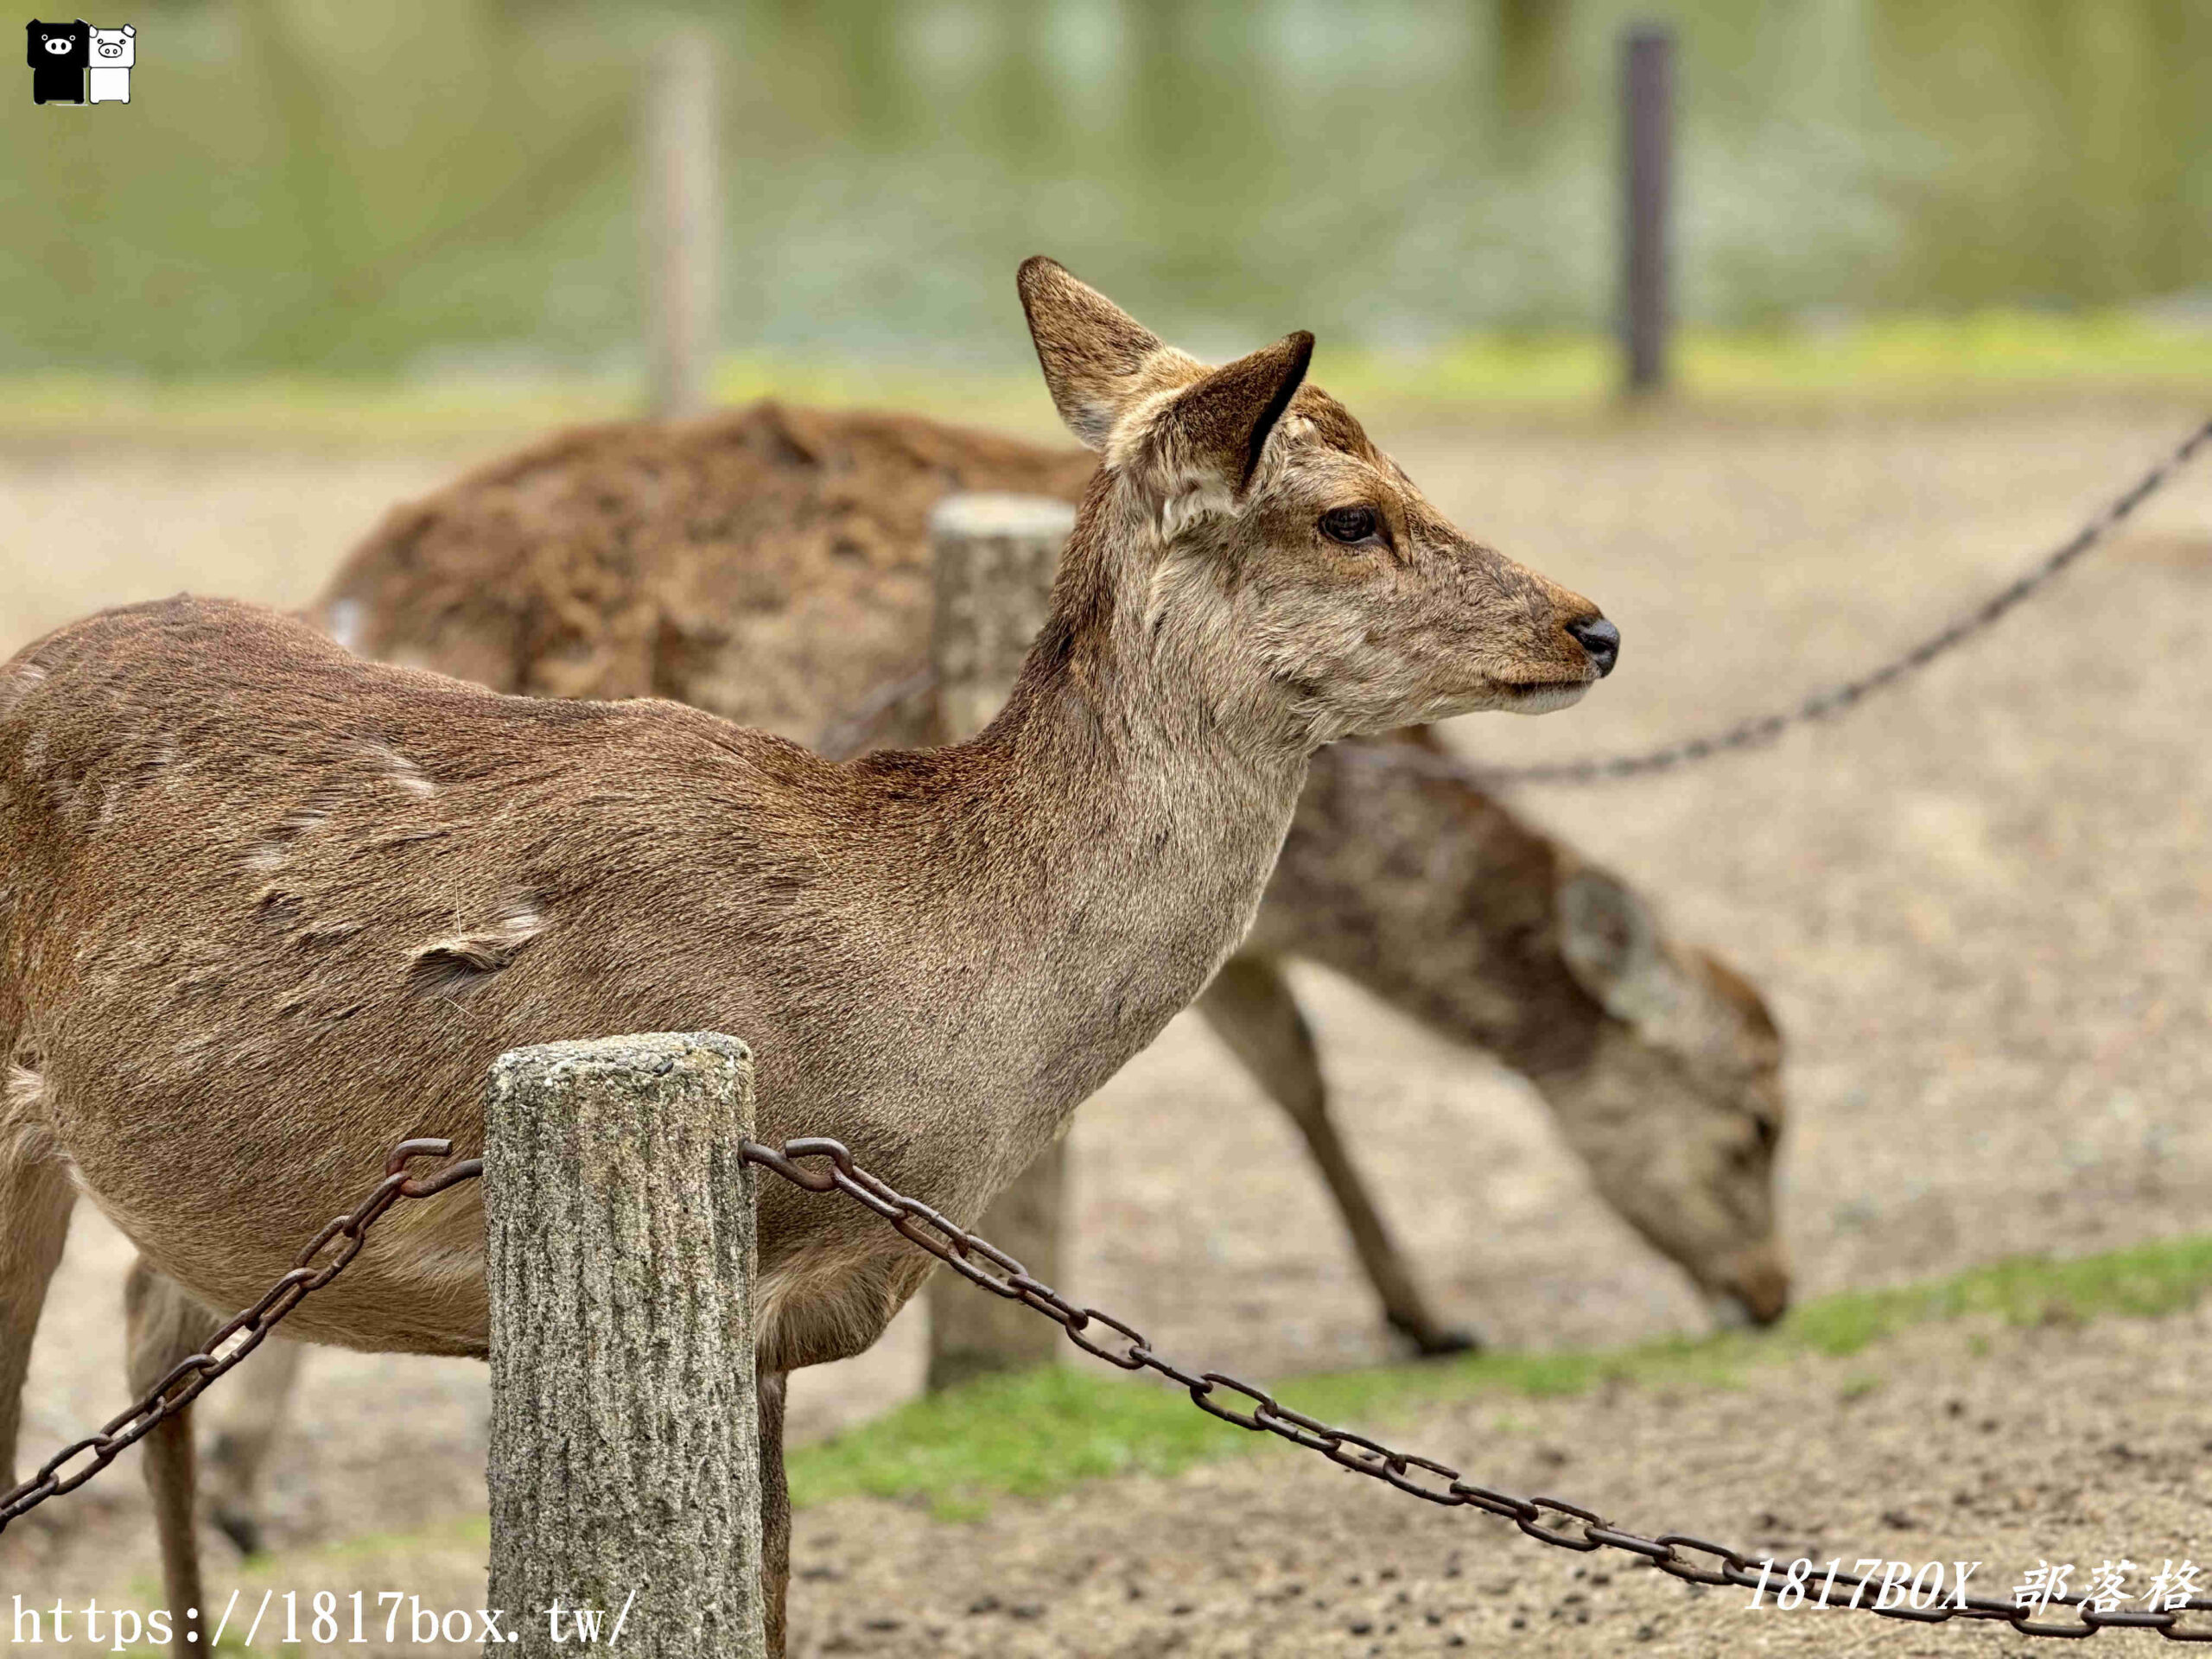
xmin=5 ymin=0 xmax=2211 ymax=407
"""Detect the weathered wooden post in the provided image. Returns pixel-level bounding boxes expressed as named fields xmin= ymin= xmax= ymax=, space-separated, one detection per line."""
xmin=923 ymin=493 xmax=1078 ymax=1391
xmin=486 ymin=1032 xmax=763 ymax=1658
xmin=1621 ymin=22 xmax=1675 ymax=396
xmin=644 ymin=29 xmax=720 ymax=417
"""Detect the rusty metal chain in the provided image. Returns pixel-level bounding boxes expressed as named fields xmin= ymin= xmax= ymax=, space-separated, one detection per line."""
xmin=0 ymin=1139 xmax=482 ymax=1535
xmin=16 ymin=1123 xmax=2209 ymax=1638
xmin=742 ymin=1133 xmax=2212 ymax=1643
xmin=1455 ymin=411 xmax=2212 ymax=786
xmin=820 ymin=415 xmax=2212 ymax=782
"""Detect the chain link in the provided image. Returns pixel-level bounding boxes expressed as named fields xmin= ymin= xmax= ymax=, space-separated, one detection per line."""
xmin=820 ymin=415 xmax=2212 ymax=783
xmin=0 ymin=1139 xmax=482 ymax=1535
xmin=13 ymin=1125 xmax=2207 ymax=1640
xmin=742 ymin=1133 xmax=2212 ymax=1642
xmin=1461 ymin=411 xmax=2212 ymax=786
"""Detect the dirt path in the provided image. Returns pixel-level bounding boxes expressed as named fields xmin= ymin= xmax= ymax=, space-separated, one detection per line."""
xmin=2 ymin=399 xmax=2209 ymax=1651
xmin=787 ymin=1305 xmax=2212 ymax=1658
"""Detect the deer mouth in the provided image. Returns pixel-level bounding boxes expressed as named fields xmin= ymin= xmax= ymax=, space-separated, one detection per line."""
xmin=1496 ymin=678 xmax=1593 ymax=715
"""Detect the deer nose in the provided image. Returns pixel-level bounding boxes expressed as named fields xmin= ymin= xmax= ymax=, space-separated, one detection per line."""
xmin=1567 ymin=614 xmax=1619 ymax=677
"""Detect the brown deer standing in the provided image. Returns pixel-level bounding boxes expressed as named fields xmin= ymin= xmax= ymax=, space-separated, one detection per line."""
xmin=0 ymin=259 xmax=1617 ymax=1657
xmin=192 ymin=398 xmax=1790 ymax=1574
xmin=314 ymin=397 xmax=1789 ymax=1347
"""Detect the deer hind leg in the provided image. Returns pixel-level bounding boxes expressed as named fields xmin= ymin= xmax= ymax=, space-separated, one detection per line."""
xmin=0 ymin=1144 xmax=75 ymax=1488
xmin=124 ymin=1256 xmax=221 ymax=1658
xmin=759 ymin=1367 xmax=790 ymax=1657
xmin=203 ymin=1337 xmax=305 ymax=1556
xmin=1197 ymin=954 xmax=1477 ymax=1357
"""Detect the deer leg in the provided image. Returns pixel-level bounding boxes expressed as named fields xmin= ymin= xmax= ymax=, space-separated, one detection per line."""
xmin=124 ymin=1256 xmax=220 ymax=1659
xmin=0 ymin=1149 xmax=75 ymax=1487
xmin=1197 ymin=955 xmax=1478 ymax=1357
xmin=203 ymin=1337 xmax=305 ymax=1556
xmin=759 ymin=1366 xmax=790 ymax=1656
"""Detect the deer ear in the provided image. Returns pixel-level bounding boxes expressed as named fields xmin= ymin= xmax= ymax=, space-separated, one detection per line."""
xmin=1557 ymin=865 xmax=1687 ymax=1029
xmin=1017 ymin=257 xmax=1168 ymax=449
xmin=1158 ymin=331 xmax=1314 ymax=498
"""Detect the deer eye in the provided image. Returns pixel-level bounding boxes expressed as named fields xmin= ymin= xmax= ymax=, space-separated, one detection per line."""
xmin=1319 ymin=505 xmax=1379 ymax=544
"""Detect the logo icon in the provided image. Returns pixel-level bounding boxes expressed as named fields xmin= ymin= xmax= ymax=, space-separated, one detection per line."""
xmin=88 ymin=22 xmax=130 ymax=102
xmin=26 ymin=18 xmax=131 ymax=106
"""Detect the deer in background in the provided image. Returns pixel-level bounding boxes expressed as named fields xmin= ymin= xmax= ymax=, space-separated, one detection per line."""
xmin=0 ymin=258 xmax=1618 ymax=1658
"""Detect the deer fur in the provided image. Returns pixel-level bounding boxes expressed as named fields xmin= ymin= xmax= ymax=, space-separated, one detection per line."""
xmin=0 ymin=260 xmax=1612 ymax=1656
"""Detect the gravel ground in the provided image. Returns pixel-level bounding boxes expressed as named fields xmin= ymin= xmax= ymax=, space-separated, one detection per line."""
xmin=789 ymin=1306 xmax=2212 ymax=1659
xmin=1 ymin=397 xmax=2208 ymax=1654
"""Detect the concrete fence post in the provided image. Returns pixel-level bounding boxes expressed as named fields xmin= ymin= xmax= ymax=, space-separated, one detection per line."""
xmin=924 ymin=493 xmax=1078 ymax=1390
xmin=485 ymin=1032 xmax=762 ymax=1658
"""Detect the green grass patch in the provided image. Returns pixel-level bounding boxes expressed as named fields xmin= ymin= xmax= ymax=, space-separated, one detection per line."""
xmin=790 ymin=1232 xmax=2212 ymax=1518
xmin=4 ymin=309 xmax=2207 ymax=448
xmin=1780 ymin=1235 xmax=2212 ymax=1357
xmin=1318 ymin=309 xmax=2212 ymax=412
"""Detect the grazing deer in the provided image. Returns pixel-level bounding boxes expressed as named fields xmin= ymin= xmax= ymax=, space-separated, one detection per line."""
xmin=0 ymin=258 xmax=1617 ymax=1657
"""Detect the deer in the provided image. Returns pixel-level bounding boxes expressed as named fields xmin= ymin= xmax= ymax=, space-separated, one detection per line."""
xmin=312 ymin=396 xmax=1789 ymax=1350
xmin=0 ymin=258 xmax=1619 ymax=1658
xmin=184 ymin=397 xmax=1791 ymax=1576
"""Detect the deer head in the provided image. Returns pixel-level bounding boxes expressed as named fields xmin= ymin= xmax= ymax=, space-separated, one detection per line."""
xmin=1555 ymin=863 xmax=1791 ymax=1325
xmin=1014 ymin=257 xmax=1617 ymax=752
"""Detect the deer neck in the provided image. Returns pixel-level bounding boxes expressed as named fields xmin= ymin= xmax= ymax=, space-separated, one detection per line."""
xmin=862 ymin=499 xmax=1308 ymax=1151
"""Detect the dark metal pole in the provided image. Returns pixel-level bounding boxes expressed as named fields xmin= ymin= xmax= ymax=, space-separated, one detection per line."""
xmin=1622 ymin=23 xmax=1675 ymax=395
